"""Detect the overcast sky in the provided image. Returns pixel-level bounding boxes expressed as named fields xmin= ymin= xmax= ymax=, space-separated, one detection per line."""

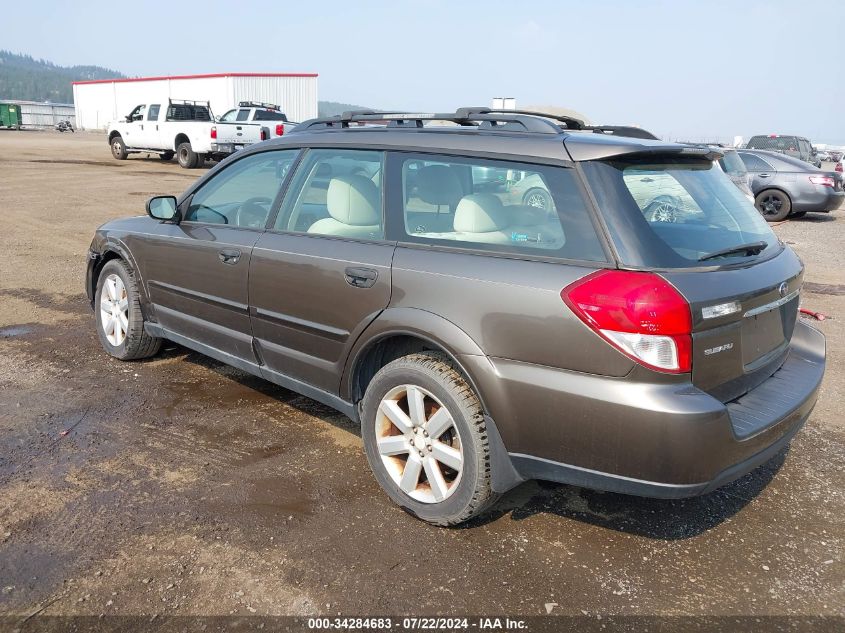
xmin=3 ymin=0 xmax=842 ymax=144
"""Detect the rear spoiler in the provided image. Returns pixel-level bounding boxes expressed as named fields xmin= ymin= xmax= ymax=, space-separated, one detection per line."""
xmin=565 ymin=137 xmax=723 ymax=162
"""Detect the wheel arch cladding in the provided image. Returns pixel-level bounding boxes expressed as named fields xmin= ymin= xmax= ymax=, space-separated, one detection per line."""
xmin=96 ymin=242 xmax=152 ymax=316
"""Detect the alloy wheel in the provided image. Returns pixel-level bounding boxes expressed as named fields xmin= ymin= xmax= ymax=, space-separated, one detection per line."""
xmin=375 ymin=384 xmax=464 ymax=503
xmin=100 ymin=273 xmax=129 ymax=346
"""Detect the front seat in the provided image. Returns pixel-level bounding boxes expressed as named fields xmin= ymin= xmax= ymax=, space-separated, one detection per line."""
xmin=308 ymin=175 xmax=382 ymax=239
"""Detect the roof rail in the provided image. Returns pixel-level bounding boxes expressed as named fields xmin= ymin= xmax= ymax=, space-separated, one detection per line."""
xmin=292 ymin=107 xmax=574 ymax=134
xmin=457 ymin=107 xmax=587 ymax=130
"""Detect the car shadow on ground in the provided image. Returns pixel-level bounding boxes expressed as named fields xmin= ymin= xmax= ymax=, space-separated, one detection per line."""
xmin=468 ymin=451 xmax=785 ymax=539
xmin=789 ymin=213 xmax=837 ymax=223
xmin=176 ymin=345 xmax=786 ymax=541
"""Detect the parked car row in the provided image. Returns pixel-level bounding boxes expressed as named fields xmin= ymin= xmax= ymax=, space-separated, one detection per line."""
xmin=107 ymin=100 xmax=295 ymax=168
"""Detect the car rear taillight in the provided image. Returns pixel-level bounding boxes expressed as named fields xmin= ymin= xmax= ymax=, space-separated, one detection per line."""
xmin=275 ymin=124 xmax=285 ymax=136
xmin=260 ymin=128 xmax=269 ymax=141
xmin=561 ymin=270 xmax=692 ymax=374
xmin=809 ymin=175 xmax=834 ymax=187
xmin=835 ymin=163 xmax=843 ymax=173
xmin=210 ymin=126 xmax=217 ymax=139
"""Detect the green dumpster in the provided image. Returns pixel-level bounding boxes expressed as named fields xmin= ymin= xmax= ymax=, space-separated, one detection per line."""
xmin=0 ymin=103 xmax=23 ymax=129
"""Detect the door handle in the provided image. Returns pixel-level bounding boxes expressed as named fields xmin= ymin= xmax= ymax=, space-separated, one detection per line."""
xmin=218 ymin=249 xmax=241 ymax=265
xmin=344 ymin=267 xmax=378 ymax=288
xmin=758 ymin=173 xmax=771 ymax=178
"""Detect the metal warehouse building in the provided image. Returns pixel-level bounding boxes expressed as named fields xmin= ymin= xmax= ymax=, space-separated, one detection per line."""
xmin=0 ymin=100 xmax=76 ymax=128
xmin=72 ymin=72 xmax=318 ymax=131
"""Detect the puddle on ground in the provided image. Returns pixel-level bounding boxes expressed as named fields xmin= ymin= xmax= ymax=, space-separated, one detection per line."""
xmin=244 ymin=476 xmax=316 ymax=518
xmin=0 ymin=324 xmax=35 ymax=338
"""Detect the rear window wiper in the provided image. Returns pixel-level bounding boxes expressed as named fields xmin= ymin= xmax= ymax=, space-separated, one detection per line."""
xmin=698 ymin=241 xmax=768 ymax=262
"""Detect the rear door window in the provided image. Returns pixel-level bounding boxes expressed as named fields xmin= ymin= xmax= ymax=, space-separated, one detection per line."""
xmin=738 ymin=153 xmax=774 ymax=172
xmin=389 ymin=153 xmax=607 ymax=262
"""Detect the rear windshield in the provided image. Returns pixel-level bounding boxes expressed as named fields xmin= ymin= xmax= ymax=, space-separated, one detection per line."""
xmin=582 ymin=158 xmax=781 ymax=269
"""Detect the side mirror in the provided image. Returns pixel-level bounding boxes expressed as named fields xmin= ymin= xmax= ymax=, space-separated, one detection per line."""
xmin=125 ymin=115 xmax=133 ymax=123
xmin=146 ymin=196 xmax=179 ymax=222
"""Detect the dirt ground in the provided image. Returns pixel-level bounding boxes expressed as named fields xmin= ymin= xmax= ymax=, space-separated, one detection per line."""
xmin=0 ymin=131 xmax=843 ymax=624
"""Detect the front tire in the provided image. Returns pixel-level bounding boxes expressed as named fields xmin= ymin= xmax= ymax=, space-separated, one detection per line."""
xmin=361 ymin=352 xmax=497 ymax=526
xmin=755 ymin=189 xmax=791 ymax=222
xmin=177 ymin=142 xmax=199 ymax=169
xmin=110 ymin=136 xmax=128 ymax=160
xmin=95 ymin=259 xmax=161 ymax=361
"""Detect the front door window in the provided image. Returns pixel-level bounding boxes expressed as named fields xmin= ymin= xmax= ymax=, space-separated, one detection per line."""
xmin=184 ymin=150 xmax=299 ymax=229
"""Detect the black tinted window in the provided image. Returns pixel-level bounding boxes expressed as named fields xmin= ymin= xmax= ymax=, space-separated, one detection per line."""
xmin=393 ymin=153 xmax=606 ymax=262
xmin=236 ymin=110 xmax=250 ymax=122
xmin=254 ymin=110 xmax=287 ymax=121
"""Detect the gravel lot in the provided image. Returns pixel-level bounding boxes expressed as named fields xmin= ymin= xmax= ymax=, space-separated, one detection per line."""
xmin=0 ymin=131 xmax=843 ymax=623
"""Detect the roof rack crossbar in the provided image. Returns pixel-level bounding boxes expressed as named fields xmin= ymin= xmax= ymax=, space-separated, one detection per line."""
xmin=238 ymin=100 xmax=280 ymax=110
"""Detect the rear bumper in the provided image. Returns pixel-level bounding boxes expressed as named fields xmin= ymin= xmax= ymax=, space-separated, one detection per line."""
xmin=793 ymin=188 xmax=844 ymax=213
xmin=465 ymin=320 xmax=825 ymax=498
xmin=210 ymin=143 xmax=246 ymax=155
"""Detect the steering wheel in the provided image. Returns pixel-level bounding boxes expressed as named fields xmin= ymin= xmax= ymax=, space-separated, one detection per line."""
xmin=235 ymin=196 xmax=272 ymax=229
xmin=644 ymin=195 xmax=683 ymax=223
xmin=188 ymin=204 xmax=228 ymax=224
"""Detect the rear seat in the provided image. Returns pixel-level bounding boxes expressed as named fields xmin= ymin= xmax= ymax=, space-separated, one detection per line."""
xmin=412 ymin=193 xmax=565 ymax=249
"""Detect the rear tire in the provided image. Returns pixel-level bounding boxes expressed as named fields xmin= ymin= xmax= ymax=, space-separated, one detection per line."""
xmin=361 ymin=351 xmax=498 ymax=526
xmin=177 ymin=142 xmax=198 ymax=169
xmin=94 ymin=259 xmax=161 ymax=361
xmin=755 ymin=189 xmax=791 ymax=222
xmin=110 ymin=136 xmax=128 ymax=160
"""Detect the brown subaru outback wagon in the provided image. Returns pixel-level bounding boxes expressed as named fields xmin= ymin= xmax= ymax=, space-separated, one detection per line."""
xmin=86 ymin=108 xmax=826 ymax=525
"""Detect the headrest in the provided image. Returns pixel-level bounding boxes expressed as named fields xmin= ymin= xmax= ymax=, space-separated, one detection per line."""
xmin=416 ymin=165 xmax=463 ymax=207
xmin=453 ymin=194 xmax=509 ymax=233
xmin=326 ymin=175 xmax=381 ymax=226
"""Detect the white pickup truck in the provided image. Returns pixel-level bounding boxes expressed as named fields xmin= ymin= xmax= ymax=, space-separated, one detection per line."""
xmin=107 ymin=100 xmax=281 ymax=169
xmin=212 ymin=101 xmax=295 ymax=154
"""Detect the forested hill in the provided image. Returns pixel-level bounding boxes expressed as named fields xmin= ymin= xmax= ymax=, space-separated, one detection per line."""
xmin=0 ymin=51 xmax=126 ymax=102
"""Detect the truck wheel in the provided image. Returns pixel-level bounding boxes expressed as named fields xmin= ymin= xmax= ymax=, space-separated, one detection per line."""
xmin=111 ymin=136 xmax=128 ymax=160
xmin=177 ymin=142 xmax=198 ymax=169
xmin=360 ymin=351 xmax=498 ymax=526
xmin=755 ymin=189 xmax=791 ymax=222
xmin=95 ymin=259 xmax=162 ymax=361
xmin=160 ymin=151 xmax=174 ymax=161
